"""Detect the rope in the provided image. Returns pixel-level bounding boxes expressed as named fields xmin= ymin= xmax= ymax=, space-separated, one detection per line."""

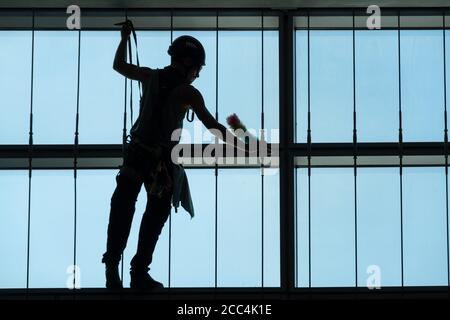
xmin=215 ymin=9 xmax=219 ymax=291
xmin=443 ymin=11 xmax=450 ymax=286
xmin=397 ymin=12 xmax=405 ymax=287
xmin=119 ymin=8 xmax=128 ymax=287
xmin=72 ymin=28 xmax=81 ymax=290
xmin=26 ymin=9 xmax=35 ymax=291
xmin=352 ymin=10 xmax=358 ymax=287
xmin=307 ymin=10 xmax=312 ymax=288
xmin=260 ymin=9 xmax=265 ymax=291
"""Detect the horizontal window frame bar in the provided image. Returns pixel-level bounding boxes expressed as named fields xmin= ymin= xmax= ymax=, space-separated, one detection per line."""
xmin=0 ymin=142 xmax=444 ymax=157
xmin=0 ymin=143 xmax=447 ymax=169
xmin=291 ymin=142 xmax=447 ymax=156
xmin=1 ymin=8 xmax=450 ymax=30
xmin=0 ymin=286 xmax=448 ymax=300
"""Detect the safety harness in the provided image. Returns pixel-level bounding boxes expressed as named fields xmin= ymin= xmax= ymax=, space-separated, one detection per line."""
xmin=116 ymin=19 xmax=195 ymax=197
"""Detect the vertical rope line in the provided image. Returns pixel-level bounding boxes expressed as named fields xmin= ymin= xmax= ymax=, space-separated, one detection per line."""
xmin=72 ymin=28 xmax=81 ymax=290
xmin=352 ymin=10 xmax=358 ymax=288
xmin=214 ymin=9 xmax=219 ymax=291
xmin=293 ymin=14 xmax=299 ymax=289
xmin=122 ymin=9 xmax=128 ymax=151
xmin=307 ymin=10 xmax=312 ymax=289
xmin=120 ymin=8 xmax=128 ymax=286
xmin=26 ymin=9 xmax=35 ymax=291
xmin=260 ymin=9 xmax=265 ymax=291
xmin=442 ymin=11 xmax=450 ymax=287
xmin=398 ymin=11 xmax=405 ymax=287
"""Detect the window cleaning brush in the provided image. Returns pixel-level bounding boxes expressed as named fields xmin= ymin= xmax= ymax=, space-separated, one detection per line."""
xmin=226 ymin=113 xmax=257 ymax=145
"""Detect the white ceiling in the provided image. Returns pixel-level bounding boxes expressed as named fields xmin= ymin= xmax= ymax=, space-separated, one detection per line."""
xmin=1 ymin=0 xmax=449 ymax=9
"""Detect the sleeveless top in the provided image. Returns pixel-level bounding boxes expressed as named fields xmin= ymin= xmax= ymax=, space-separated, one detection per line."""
xmin=128 ymin=66 xmax=195 ymax=217
xmin=130 ymin=66 xmax=187 ymax=150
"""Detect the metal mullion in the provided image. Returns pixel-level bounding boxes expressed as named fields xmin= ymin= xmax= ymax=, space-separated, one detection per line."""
xmin=279 ymin=11 xmax=295 ymax=295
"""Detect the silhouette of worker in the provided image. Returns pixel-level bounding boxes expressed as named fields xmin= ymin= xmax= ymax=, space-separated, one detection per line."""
xmin=102 ymin=22 xmax=250 ymax=290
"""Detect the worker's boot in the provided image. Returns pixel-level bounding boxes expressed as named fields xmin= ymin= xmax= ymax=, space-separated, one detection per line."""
xmin=130 ymin=270 xmax=163 ymax=290
xmin=105 ymin=263 xmax=123 ymax=289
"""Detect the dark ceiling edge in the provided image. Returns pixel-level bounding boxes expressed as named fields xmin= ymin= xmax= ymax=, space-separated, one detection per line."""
xmin=1 ymin=0 xmax=450 ymax=10
xmin=0 ymin=7 xmax=449 ymax=13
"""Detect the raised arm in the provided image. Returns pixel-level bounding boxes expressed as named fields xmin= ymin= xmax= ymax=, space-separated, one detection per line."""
xmin=113 ymin=23 xmax=151 ymax=82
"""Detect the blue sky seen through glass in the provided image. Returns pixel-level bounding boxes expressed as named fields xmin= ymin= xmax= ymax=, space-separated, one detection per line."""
xmin=296 ymin=29 xmax=448 ymax=143
xmin=2 ymin=24 xmax=450 ymax=289
xmin=296 ymin=167 xmax=450 ymax=287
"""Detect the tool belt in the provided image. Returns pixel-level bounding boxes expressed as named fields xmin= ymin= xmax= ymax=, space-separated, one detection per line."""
xmin=120 ymin=137 xmax=173 ymax=198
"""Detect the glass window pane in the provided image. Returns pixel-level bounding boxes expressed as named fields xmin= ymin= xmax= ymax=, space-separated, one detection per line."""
xmin=0 ymin=31 xmax=31 ymax=145
xmin=76 ymin=170 xmax=116 ymax=288
xmin=171 ymin=169 xmax=215 ymax=287
xmin=0 ymin=171 xmax=28 ymax=288
xmin=401 ymin=30 xmax=445 ymax=142
xmin=29 ymin=170 xmax=74 ymax=288
xmin=263 ymin=31 xmax=280 ymax=144
xmin=310 ymin=168 xmax=355 ymax=287
xmin=79 ymin=32 xmax=124 ymax=144
xmin=296 ymin=168 xmax=310 ymax=287
xmin=34 ymin=31 xmax=78 ymax=144
xmin=357 ymin=168 xmax=402 ymax=287
xmin=295 ymin=30 xmax=308 ymax=143
xmin=311 ymin=31 xmax=353 ymax=142
xmin=218 ymin=169 xmax=262 ymax=287
xmin=403 ymin=167 xmax=448 ymax=286
xmin=219 ymin=32 xmax=262 ymax=142
xmin=356 ymin=30 xmax=399 ymax=142
xmin=263 ymin=168 xmax=280 ymax=287
xmin=446 ymin=30 xmax=450 ymax=140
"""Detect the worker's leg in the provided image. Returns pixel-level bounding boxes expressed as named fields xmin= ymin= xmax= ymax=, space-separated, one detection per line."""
xmin=130 ymin=187 xmax=172 ymax=273
xmin=102 ymin=170 xmax=143 ymax=266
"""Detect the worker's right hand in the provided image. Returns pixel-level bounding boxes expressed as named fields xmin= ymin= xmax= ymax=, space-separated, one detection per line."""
xmin=120 ymin=22 xmax=132 ymax=40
